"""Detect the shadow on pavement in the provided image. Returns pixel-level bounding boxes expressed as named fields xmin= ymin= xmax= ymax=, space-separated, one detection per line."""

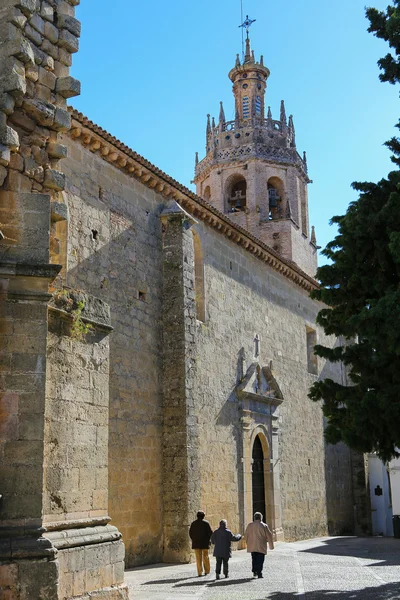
xmin=261 ymin=582 xmax=400 ymax=600
xmin=206 ymin=577 xmax=255 ymax=587
xmin=172 ymin=580 xmax=210 ymax=587
xmin=300 ymin=536 xmax=400 ymax=567
xmin=174 ymin=577 xmax=253 ymax=588
xmin=141 ymin=577 xmax=196 ymax=585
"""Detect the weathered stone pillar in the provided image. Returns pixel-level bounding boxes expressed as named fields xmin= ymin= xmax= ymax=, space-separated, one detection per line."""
xmin=161 ymin=201 xmax=200 ymax=563
xmin=0 ymin=1 xmax=127 ymax=597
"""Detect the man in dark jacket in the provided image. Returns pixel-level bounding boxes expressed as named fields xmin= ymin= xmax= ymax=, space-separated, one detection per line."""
xmin=211 ymin=519 xmax=242 ymax=579
xmin=189 ymin=511 xmax=213 ymax=576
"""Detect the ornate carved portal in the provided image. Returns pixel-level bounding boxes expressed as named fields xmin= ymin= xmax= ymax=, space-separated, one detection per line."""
xmin=236 ymin=362 xmax=284 ymax=541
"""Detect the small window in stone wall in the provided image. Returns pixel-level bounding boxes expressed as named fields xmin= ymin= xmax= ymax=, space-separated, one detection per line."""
xmin=306 ymin=326 xmax=318 ymax=374
xmin=193 ymin=231 xmax=205 ymax=322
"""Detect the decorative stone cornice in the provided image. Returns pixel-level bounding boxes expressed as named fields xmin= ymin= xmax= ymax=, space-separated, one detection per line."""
xmin=194 ymin=143 xmax=310 ymax=183
xmin=68 ymin=108 xmax=319 ymax=293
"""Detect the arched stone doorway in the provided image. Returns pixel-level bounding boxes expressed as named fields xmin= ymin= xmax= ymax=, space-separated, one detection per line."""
xmin=236 ymin=361 xmax=284 ymax=540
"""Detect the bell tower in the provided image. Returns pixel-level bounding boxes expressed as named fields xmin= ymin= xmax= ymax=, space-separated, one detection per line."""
xmin=194 ymin=31 xmax=318 ymax=277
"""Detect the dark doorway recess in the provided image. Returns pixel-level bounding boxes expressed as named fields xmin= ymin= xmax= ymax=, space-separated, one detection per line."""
xmin=252 ymin=435 xmax=266 ymax=519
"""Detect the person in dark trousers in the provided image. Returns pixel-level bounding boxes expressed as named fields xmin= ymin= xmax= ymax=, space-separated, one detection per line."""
xmin=244 ymin=512 xmax=274 ymax=578
xmin=189 ymin=510 xmax=213 ymax=576
xmin=211 ymin=519 xmax=242 ymax=579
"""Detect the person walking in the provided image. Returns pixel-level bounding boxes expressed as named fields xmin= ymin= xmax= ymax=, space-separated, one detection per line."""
xmin=189 ymin=510 xmax=213 ymax=576
xmin=211 ymin=519 xmax=242 ymax=579
xmin=244 ymin=512 xmax=274 ymax=578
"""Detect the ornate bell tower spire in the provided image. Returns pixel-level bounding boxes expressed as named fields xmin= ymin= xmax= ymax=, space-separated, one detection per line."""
xmin=194 ymin=23 xmax=317 ymax=277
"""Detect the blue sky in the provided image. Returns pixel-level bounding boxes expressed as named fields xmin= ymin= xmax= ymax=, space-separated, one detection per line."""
xmin=72 ymin=1 xmax=398 ymax=261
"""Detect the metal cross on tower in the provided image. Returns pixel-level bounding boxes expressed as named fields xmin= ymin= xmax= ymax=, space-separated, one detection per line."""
xmin=239 ymin=14 xmax=256 ymax=39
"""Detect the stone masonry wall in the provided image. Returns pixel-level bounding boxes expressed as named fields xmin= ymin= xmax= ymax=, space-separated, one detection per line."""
xmin=0 ymin=2 xmax=128 ymax=598
xmin=62 ymin=135 xmax=165 ymax=567
xmin=190 ymin=221 xmax=354 ymax=540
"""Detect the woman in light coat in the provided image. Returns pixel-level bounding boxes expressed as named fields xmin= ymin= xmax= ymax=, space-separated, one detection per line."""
xmin=244 ymin=512 xmax=274 ymax=578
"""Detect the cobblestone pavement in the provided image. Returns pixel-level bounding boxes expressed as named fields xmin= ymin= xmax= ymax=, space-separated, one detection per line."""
xmin=125 ymin=536 xmax=400 ymax=599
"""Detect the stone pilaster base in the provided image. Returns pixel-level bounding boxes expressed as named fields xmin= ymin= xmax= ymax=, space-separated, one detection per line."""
xmin=45 ymin=525 xmax=128 ymax=599
xmin=0 ymin=526 xmax=128 ymax=600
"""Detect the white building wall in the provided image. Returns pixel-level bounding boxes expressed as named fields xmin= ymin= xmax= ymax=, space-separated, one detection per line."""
xmin=368 ymin=454 xmax=393 ymax=536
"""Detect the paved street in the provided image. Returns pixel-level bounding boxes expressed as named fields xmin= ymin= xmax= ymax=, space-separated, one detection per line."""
xmin=125 ymin=536 xmax=400 ymax=599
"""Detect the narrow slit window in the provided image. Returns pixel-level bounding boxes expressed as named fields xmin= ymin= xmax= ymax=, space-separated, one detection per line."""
xmin=306 ymin=326 xmax=318 ymax=374
xmin=193 ymin=232 xmax=205 ymax=322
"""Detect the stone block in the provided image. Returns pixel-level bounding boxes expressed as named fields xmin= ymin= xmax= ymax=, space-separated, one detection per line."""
xmin=113 ymin=561 xmax=125 ymax=584
xmin=47 ymin=142 xmax=67 ymax=158
xmin=25 ymin=64 xmax=39 ymax=82
xmin=10 ymin=8 xmax=28 ymax=29
xmin=9 ymin=152 xmax=23 ymax=171
xmin=72 ymin=570 xmax=85 ymax=596
xmin=38 ymin=67 xmax=56 ymax=90
xmin=56 ymin=14 xmax=81 ymax=37
xmin=55 ymin=76 xmax=80 ymax=98
xmin=55 ymin=0 xmax=77 ymax=14
xmin=4 ymin=440 xmax=44 ymax=465
xmin=19 ymin=413 xmax=44 ymax=441
xmin=58 ymin=47 xmax=72 ymax=66
xmin=0 ymin=93 xmax=15 ymax=115
xmin=4 ymin=168 xmax=31 ymax=191
xmin=29 ymin=13 xmax=45 ymax=35
xmin=23 ymin=98 xmax=55 ymax=126
xmin=25 ymin=23 xmax=43 ymax=46
xmin=41 ymin=39 xmax=58 ymax=60
xmin=0 ymin=58 xmax=26 ymax=98
xmin=58 ymin=29 xmax=79 ymax=53
xmin=53 ymin=106 xmax=71 ymax=131
xmin=9 ymin=110 xmax=36 ymax=133
xmin=16 ymin=0 xmax=39 ymax=18
xmin=6 ymin=36 xmax=35 ymax=66
xmin=19 ymin=559 xmax=59 ymax=600
xmin=44 ymin=168 xmax=65 ymax=190
xmin=0 ymin=164 xmax=7 ymax=185
xmin=32 ymin=145 xmax=48 ymax=165
xmin=0 ymin=144 xmax=11 ymax=166
xmin=41 ymin=2 xmax=54 ymax=21
xmin=0 ymin=20 xmax=21 ymax=44
xmin=35 ymin=82 xmax=52 ymax=101
xmin=43 ymin=20 xmax=58 ymax=43
xmin=0 ymin=126 xmax=19 ymax=151
xmin=41 ymin=53 xmax=54 ymax=71
xmin=32 ymin=44 xmax=46 ymax=65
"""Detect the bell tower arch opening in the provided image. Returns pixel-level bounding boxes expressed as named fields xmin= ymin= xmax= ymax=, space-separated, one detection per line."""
xmin=267 ymin=177 xmax=286 ymax=220
xmin=226 ymin=174 xmax=247 ymax=213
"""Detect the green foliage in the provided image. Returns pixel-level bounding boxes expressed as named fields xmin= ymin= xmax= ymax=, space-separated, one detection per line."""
xmin=309 ymin=2 xmax=400 ymax=462
xmin=52 ymin=290 xmax=93 ymax=342
xmin=70 ymin=301 xmax=93 ymax=342
xmin=367 ymin=1 xmax=400 ymax=165
xmin=366 ymin=1 xmax=400 ymax=85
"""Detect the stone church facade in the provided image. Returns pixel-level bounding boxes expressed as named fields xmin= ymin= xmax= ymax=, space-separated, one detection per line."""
xmin=0 ymin=2 xmax=370 ymax=599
